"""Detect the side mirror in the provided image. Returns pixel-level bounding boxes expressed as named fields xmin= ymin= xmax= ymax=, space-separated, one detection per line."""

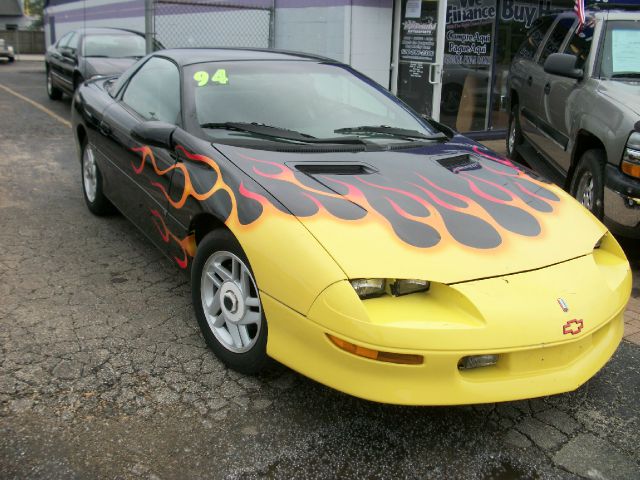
xmin=544 ymin=53 xmax=583 ymax=80
xmin=131 ymin=121 xmax=177 ymax=149
xmin=61 ymin=48 xmax=77 ymax=61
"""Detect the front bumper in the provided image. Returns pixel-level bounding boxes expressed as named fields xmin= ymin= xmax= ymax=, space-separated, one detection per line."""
xmin=605 ymin=164 xmax=640 ymax=237
xmin=265 ymin=292 xmax=624 ymax=405
xmin=264 ymin=238 xmax=630 ymax=405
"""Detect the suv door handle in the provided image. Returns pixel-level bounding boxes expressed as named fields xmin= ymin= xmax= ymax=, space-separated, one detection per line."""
xmin=544 ymin=83 xmax=551 ymax=94
xmin=527 ymin=76 xmax=532 ymax=86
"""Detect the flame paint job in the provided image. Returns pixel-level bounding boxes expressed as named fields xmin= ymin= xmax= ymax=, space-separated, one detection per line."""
xmin=133 ymin=140 xmax=566 ymax=255
xmin=149 ymin=209 xmax=196 ymax=269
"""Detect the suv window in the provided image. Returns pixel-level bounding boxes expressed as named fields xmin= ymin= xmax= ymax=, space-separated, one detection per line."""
xmin=539 ymin=18 xmax=575 ymax=65
xmin=122 ymin=57 xmax=180 ymax=123
xmin=564 ymin=22 xmax=595 ymax=70
xmin=516 ymin=16 xmax=555 ymax=60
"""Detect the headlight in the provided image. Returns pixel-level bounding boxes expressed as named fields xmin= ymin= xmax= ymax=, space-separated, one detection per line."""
xmin=622 ymin=131 xmax=640 ymax=178
xmin=350 ymin=279 xmax=385 ymax=299
xmin=350 ymin=278 xmax=430 ymax=299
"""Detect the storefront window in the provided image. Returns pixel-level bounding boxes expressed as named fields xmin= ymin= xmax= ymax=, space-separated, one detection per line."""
xmin=440 ymin=0 xmax=496 ymax=132
xmin=394 ymin=0 xmax=577 ymax=134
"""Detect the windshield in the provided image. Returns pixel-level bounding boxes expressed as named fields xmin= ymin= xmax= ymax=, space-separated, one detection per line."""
xmin=83 ymin=33 xmax=146 ymax=58
xmin=187 ymin=61 xmax=436 ymax=141
xmin=600 ymin=20 xmax=640 ymax=79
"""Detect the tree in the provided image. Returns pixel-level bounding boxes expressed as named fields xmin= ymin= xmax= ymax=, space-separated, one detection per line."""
xmin=25 ymin=0 xmax=45 ymax=30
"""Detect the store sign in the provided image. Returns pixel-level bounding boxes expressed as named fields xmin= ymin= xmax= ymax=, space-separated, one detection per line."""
xmin=399 ymin=2 xmax=438 ymax=63
xmin=445 ymin=0 xmax=495 ymax=67
xmin=500 ymin=0 xmax=553 ymax=28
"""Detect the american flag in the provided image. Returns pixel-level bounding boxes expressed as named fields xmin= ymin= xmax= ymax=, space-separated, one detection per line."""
xmin=574 ymin=0 xmax=586 ymax=28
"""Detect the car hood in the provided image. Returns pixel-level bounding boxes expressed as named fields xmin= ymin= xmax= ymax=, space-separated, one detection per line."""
xmin=84 ymin=57 xmax=137 ymax=77
xmin=598 ymin=80 xmax=640 ymax=116
xmin=215 ymin=139 xmax=606 ymax=283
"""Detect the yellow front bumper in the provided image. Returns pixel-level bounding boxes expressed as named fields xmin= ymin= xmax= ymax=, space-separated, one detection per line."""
xmin=265 ymin=292 xmax=624 ymax=405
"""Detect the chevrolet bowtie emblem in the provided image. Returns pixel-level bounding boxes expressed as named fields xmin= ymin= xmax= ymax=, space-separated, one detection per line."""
xmin=563 ymin=319 xmax=584 ymax=335
xmin=557 ymin=298 xmax=569 ymax=313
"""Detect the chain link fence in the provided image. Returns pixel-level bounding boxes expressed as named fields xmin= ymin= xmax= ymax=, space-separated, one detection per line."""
xmin=152 ymin=0 xmax=274 ymax=50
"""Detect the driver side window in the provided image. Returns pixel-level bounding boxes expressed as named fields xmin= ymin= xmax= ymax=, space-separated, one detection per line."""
xmin=122 ymin=57 xmax=180 ymax=124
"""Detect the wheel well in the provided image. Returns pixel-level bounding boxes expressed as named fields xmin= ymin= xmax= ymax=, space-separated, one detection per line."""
xmin=509 ymin=89 xmax=519 ymax=110
xmin=568 ymin=130 xmax=606 ymax=189
xmin=73 ymin=71 xmax=84 ymax=89
xmin=76 ymin=125 xmax=87 ymax=148
xmin=189 ymin=213 xmax=227 ymax=246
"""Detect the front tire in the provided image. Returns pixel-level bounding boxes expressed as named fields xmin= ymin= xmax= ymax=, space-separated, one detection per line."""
xmin=46 ymin=67 xmax=63 ymax=100
xmin=507 ymin=103 xmax=523 ymax=160
xmin=571 ymin=149 xmax=606 ymax=220
xmin=192 ymin=229 xmax=269 ymax=374
xmin=81 ymin=139 xmax=115 ymax=215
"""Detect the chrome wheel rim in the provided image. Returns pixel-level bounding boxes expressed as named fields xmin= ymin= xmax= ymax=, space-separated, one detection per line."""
xmin=576 ymin=171 xmax=595 ymax=211
xmin=82 ymin=144 xmax=97 ymax=203
xmin=508 ymin=119 xmax=516 ymax=154
xmin=200 ymin=251 xmax=262 ymax=353
xmin=46 ymin=72 xmax=52 ymax=96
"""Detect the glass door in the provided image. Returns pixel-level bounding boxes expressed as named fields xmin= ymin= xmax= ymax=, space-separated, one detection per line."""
xmin=392 ymin=0 xmax=447 ymax=121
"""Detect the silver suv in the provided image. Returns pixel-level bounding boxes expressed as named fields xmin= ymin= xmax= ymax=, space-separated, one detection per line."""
xmin=507 ymin=6 xmax=640 ymax=238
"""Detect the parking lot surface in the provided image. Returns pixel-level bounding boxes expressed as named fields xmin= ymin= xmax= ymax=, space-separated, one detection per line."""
xmin=1 ymin=61 xmax=639 ymax=480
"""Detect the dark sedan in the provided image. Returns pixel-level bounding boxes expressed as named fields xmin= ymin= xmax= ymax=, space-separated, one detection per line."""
xmin=45 ymin=27 xmax=161 ymax=100
xmin=70 ymin=49 xmax=629 ymax=405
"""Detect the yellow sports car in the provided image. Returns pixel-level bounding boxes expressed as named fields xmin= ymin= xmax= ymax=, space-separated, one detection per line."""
xmin=72 ymin=49 xmax=631 ymax=405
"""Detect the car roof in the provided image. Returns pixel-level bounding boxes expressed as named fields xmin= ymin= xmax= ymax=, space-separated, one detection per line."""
xmin=74 ymin=27 xmax=145 ymax=36
xmin=154 ymin=48 xmax=337 ymax=67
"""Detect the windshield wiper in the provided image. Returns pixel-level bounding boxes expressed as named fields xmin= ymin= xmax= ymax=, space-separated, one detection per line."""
xmin=200 ymin=122 xmax=367 ymax=145
xmin=611 ymin=73 xmax=640 ymax=79
xmin=334 ymin=125 xmax=446 ymax=140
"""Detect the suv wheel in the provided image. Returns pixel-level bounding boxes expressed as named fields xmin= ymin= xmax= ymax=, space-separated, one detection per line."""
xmin=571 ymin=149 xmax=606 ymax=220
xmin=507 ymin=103 xmax=523 ymax=160
xmin=46 ymin=67 xmax=63 ymax=100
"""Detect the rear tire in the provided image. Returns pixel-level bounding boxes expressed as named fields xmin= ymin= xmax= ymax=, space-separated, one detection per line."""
xmin=507 ymin=103 xmax=523 ymax=160
xmin=570 ymin=149 xmax=606 ymax=220
xmin=46 ymin=67 xmax=63 ymax=100
xmin=81 ymin=139 xmax=115 ymax=216
xmin=192 ymin=229 xmax=270 ymax=374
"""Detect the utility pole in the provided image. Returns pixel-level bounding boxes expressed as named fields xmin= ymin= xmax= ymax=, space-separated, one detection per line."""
xmin=145 ymin=0 xmax=155 ymax=54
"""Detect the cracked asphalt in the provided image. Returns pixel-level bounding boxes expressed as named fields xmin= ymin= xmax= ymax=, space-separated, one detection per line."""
xmin=1 ymin=61 xmax=639 ymax=480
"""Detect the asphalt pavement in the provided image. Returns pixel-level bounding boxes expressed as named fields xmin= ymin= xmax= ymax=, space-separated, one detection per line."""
xmin=1 ymin=60 xmax=639 ymax=480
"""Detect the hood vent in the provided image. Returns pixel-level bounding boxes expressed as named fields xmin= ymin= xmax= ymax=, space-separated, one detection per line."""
xmin=295 ymin=163 xmax=376 ymax=175
xmin=437 ymin=155 xmax=481 ymax=174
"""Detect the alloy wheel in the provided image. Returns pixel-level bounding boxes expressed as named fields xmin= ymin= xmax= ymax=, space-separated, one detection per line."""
xmin=82 ymin=144 xmax=98 ymax=203
xmin=200 ymin=251 xmax=262 ymax=353
xmin=576 ymin=171 xmax=595 ymax=211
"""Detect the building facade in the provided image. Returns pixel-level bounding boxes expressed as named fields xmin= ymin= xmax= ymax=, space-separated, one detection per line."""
xmin=43 ymin=0 xmax=578 ymax=137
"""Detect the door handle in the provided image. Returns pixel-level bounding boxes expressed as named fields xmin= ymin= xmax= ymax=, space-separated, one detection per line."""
xmin=544 ymin=83 xmax=551 ymax=94
xmin=527 ymin=76 xmax=533 ymax=86
xmin=99 ymin=122 xmax=112 ymax=136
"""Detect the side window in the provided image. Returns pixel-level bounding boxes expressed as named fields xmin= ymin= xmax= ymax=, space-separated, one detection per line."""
xmin=516 ymin=16 xmax=555 ymax=60
xmin=56 ymin=32 xmax=73 ymax=48
xmin=564 ymin=22 xmax=595 ymax=70
xmin=65 ymin=32 xmax=80 ymax=52
xmin=539 ymin=18 xmax=575 ymax=65
xmin=122 ymin=57 xmax=180 ymax=124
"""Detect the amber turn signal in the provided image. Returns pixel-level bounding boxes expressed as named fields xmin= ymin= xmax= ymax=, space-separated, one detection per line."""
xmin=622 ymin=159 xmax=640 ymax=178
xmin=326 ymin=334 xmax=423 ymax=365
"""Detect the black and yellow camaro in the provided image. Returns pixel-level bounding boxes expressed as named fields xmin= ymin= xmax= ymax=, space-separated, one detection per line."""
xmin=72 ymin=49 xmax=631 ymax=405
